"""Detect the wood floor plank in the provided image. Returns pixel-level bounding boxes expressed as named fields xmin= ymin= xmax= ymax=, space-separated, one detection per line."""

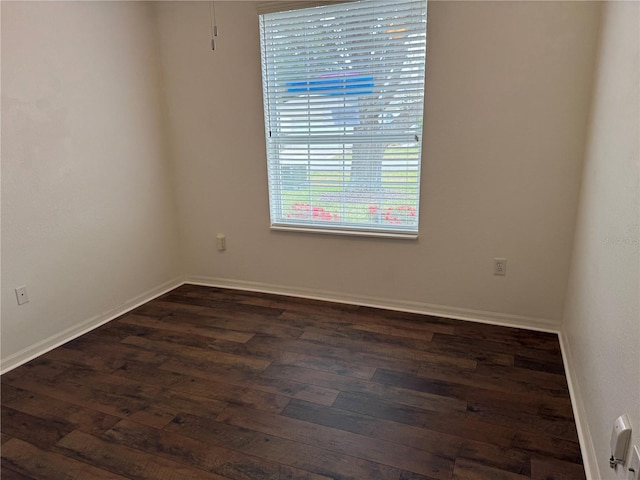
xmin=282 ymin=399 xmax=532 ymax=476
xmin=373 ymin=368 xmax=574 ymax=419
xmin=105 ymin=419 xmax=333 ymax=480
xmin=104 ymin=418 xmax=278 ymax=479
xmin=429 ymin=332 xmax=564 ymax=365
xmin=1 ymin=358 xmax=69 ymax=386
xmin=1 ymin=407 xmax=73 ymax=450
xmin=417 ymin=363 xmax=569 ymax=398
xmin=1 ymin=384 xmax=119 ymax=437
xmin=417 ymin=337 xmax=516 ymax=367
xmin=300 ymin=330 xmax=478 ymax=369
xmin=56 ymin=429 xmax=230 ymax=480
xmin=93 ymin=324 xmax=335 ymax=384
xmin=432 ymin=330 xmax=563 ymax=364
xmin=248 ymin=334 xmax=423 ymax=375
xmin=341 ymin=307 xmax=459 ymax=336
xmin=109 ymin=322 xmax=258 ymax=356
xmin=145 ymin=294 xmax=291 ymax=326
xmin=4 ymin=373 xmax=154 ymax=425
xmin=235 ymin=291 xmax=359 ymax=317
xmin=509 ymin=434 xmax=583 ymax=464
xmin=61 ymin=321 xmax=154 ymax=348
xmin=51 ymin=365 xmax=230 ymax=424
xmin=466 ymin=399 xmax=578 ymax=441
xmin=42 ymin=342 xmax=167 ymax=373
xmin=354 ymin=306 xmax=462 ymax=328
xmin=1 ymin=438 xmax=129 ymax=480
xmin=452 ymin=458 xmax=530 ymax=480
xmin=474 ymin=362 xmax=569 ymax=391
xmin=112 ymin=360 xmax=290 ymax=414
xmin=333 ymin=390 xmax=467 ymax=433
xmin=134 ymin=307 xmax=305 ymax=339
xmin=173 ymin=285 xmax=358 ymax=319
xmin=4 ymin=359 xmax=228 ymax=429
xmin=263 ymin=363 xmax=467 ymax=414
xmin=1 ymin=285 xmax=585 ymax=480
xmin=263 ymin=348 xmax=377 ymax=380
xmin=133 ymin=299 xmax=208 ymax=317
xmin=119 ymin=313 xmax=256 ymax=343
xmin=530 ymin=455 xmax=586 ymax=480
xmin=345 ymin=321 xmax=453 ymax=339
xmin=400 ymin=472 xmax=443 ymax=480
xmin=165 ymin=412 xmax=402 ymax=480
xmin=157 ymin=330 xmax=378 ymax=380
xmin=163 ymin=293 xmax=285 ymax=315
xmin=453 ymin=323 xmax=561 ymax=352
xmin=332 ymin=390 xmax=582 ymax=463
xmin=336 ymin=323 xmax=436 ymax=346
xmin=122 ymin=335 xmax=271 ymax=371
xmin=217 ymin=403 xmax=454 ymax=479
xmin=160 ymin=358 xmax=340 ymax=406
xmin=276 ymin=309 xmax=358 ymax=330
xmin=0 ymin=464 xmax=36 ymax=480
xmin=514 ymin=354 xmax=566 ymax=375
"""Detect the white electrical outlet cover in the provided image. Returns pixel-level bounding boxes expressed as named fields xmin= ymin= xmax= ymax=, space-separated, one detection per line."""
xmin=15 ymin=286 xmax=29 ymax=305
xmin=612 ymin=414 xmax=632 ymax=461
xmin=493 ymin=258 xmax=507 ymax=276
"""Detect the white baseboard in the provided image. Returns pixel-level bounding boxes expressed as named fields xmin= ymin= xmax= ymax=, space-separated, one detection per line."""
xmin=558 ymin=330 xmax=598 ymax=480
xmin=1 ymin=273 xmax=593 ymax=475
xmin=0 ymin=277 xmax=185 ymax=374
xmin=186 ymin=275 xmax=561 ymax=333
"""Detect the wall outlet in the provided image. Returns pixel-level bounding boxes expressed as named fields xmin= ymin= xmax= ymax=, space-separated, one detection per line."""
xmin=493 ymin=258 xmax=507 ymax=276
xmin=15 ymin=286 xmax=29 ymax=305
xmin=629 ymin=445 xmax=640 ymax=480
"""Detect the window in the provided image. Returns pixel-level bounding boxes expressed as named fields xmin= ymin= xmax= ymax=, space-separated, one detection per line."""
xmin=259 ymin=0 xmax=427 ymax=238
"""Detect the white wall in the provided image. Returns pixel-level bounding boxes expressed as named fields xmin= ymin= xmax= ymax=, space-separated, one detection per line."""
xmin=155 ymin=1 xmax=601 ymax=327
xmin=1 ymin=2 xmax=182 ymax=369
xmin=562 ymin=2 xmax=640 ymax=479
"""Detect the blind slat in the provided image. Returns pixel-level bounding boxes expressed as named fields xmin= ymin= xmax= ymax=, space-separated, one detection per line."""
xmin=256 ymin=1 xmax=357 ymax=15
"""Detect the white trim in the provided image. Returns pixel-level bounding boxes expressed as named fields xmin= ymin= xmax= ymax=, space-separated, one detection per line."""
xmin=270 ymin=225 xmax=418 ymax=240
xmin=558 ymin=329 xmax=598 ymax=480
xmin=1 ymin=272 xmax=591 ymax=475
xmin=186 ymin=275 xmax=561 ymax=333
xmin=0 ymin=277 xmax=185 ymax=374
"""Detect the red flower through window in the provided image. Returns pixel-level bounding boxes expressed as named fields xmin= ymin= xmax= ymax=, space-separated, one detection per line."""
xmin=286 ymin=203 xmax=340 ymax=222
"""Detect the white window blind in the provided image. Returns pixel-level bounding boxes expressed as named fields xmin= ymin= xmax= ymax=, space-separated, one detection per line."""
xmin=256 ymin=1 xmax=357 ymax=16
xmin=259 ymin=0 xmax=427 ymax=237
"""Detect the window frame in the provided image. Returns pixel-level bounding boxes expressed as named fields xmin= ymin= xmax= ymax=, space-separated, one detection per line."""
xmin=259 ymin=0 xmax=428 ymax=239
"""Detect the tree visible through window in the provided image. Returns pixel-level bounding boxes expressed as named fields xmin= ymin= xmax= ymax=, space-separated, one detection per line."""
xmin=259 ymin=0 xmax=427 ymax=237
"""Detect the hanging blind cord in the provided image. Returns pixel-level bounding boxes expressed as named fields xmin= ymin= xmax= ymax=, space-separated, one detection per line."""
xmin=210 ymin=1 xmax=218 ymax=50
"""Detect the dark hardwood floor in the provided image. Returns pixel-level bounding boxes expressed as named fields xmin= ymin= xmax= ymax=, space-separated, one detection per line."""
xmin=1 ymin=284 xmax=585 ymax=480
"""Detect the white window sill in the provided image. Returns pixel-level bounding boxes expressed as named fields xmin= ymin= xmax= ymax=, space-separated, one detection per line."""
xmin=270 ymin=225 xmax=418 ymax=240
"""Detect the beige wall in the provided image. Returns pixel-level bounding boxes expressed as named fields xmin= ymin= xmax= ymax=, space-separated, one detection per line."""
xmin=155 ymin=1 xmax=601 ymax=326
xmin=562 ymin=2 xmax=640 ymax=478
xmin=1 ymin=2 xmax=182 ymax=368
